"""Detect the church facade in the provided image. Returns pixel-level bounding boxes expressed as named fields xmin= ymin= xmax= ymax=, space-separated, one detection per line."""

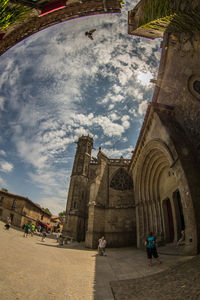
xmin=63 ymin=136 xmax=136 ymax=248
xmin=63 ymin=0 xmax=200 ymax=255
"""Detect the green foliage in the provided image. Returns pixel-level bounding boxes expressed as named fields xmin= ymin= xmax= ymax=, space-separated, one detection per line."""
xmin=139 ymin=0 xmax=176 ymax=27
xmin=140 ymin=10 xmax=200 ymax=34
xmin=0 ymin=0 xmax=30 ymax=30
xmin=42 ymin=207 xmax=52 ymax=215
xmin=167 ymin=10 xmax=200 ymax=33
xmin=1 ymin=187 xmax=8 ymax=192
xmin=138 ymin=0 xmax=200 ymax=34
xmin=58 ymin=211 xmax=66 ymax=217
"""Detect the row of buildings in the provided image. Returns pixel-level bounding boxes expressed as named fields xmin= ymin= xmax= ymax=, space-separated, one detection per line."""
xmin=0 ymin=190 xmax=63 ymax=231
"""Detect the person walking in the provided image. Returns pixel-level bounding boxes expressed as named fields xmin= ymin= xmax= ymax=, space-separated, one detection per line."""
xmin=41 ymin=229 xmax=47 ymax=242
xmin=98 ymin=236 xmax=107 ymax=256
xmin=5 ymin=217 xmax=11 ymax=230
xmin=56 ymin=230 xmax=61 ymax=243
xmin=30 ymin=224 xmax=35 ymax=237
xmin=145 ymin=232 xmax=161 ymax=266
xmin=24 ymin=223 xmax=30 ymax=237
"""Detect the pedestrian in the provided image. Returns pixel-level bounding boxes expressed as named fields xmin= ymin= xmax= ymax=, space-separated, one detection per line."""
xmin=24 ymin=223 xmax=31 ymax=237
xmin=56 ymin=230 xmax=61 ymax=242
xmin=37 ymin=225 xmax=41 ymax=233
xmin=98 ymin=236 xmax=107 ymax=256
xmin=41 ymin=229 xmax=47 ymax=242
xmin=5 ymin=217 xmax=11 ymax=230
xmin=30 ymin=224 xmax=35 ymax=237
xmin=144 ymin=232 xmax=161 ymax=266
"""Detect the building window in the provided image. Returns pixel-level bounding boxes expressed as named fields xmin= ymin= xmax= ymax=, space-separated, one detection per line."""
xmin=188 ymin=75 xmax=200 ymax=100
xmin=41 ymin=215 xmax=44 ymax=220
xmin=12 ymin=199 xmax=17 ymax=209
xmin=193 ymin=81 xmax=200 ymax=94
xmin=0 ymin=196 xmax=4 ymax=205
xmin=110 ymin=168 xmax=133 ymax=191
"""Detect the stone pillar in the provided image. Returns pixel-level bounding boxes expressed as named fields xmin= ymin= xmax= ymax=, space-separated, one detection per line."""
xmin=85 ymin=204 xmax=105 ymax=249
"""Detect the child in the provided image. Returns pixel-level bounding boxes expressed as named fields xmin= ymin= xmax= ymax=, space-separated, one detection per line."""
xmin=98 ymin=236 xmax=107 ymax=256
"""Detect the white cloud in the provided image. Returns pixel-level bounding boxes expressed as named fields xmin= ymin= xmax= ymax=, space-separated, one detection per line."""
xmin=121 ymin=115 xmax=130 ymax=129
xmin=99 ymin=146 xmax=133 ymax=159
xmin=137 ymin=71 xmax=153 ymax=87
xmin=0 ymin=175 xmax=7 ymax=187
xmin=0 ymin=97 xmax=5 ymax=110
xmin=138 ymin=100 xmax=148 ymax=115
xmin=110 ymin=113 xmax=120 ymax=121
xmin=0 ymin=150 xmax=6 ymax=156
xmin=108 ymin=104 xmax=114 ymax=110
xmin=0 ymin=161 xmax=14 ymax=172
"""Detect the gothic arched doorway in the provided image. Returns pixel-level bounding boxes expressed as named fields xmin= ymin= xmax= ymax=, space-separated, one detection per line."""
xmin=173 ymin=190 xmax=185 ymax=241
xmin=162 ymin=198 xmax=174 ymax=243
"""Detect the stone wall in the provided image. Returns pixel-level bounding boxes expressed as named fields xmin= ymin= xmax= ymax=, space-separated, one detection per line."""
xmin=86 ymin=152 xmax=136 ymax=248
xmin=0 ymin=191 xmax=51 ymax=228
xmin=155 ymin=33 xmax=200 ymax=162
xmin=130 ymin=105 xmax=199 ymax=254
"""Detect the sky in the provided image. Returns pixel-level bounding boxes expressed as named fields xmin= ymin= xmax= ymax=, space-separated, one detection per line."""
xmin=0 ymin=0 xmax=161 ymax=215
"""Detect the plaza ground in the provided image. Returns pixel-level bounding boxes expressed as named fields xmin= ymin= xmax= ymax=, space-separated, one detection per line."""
xmin=0 ymin=221 xmax=198 ymax=300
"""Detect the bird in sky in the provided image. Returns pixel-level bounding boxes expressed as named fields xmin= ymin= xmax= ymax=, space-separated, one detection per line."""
xmin=85 ymin=29 xmax=96 ymax=40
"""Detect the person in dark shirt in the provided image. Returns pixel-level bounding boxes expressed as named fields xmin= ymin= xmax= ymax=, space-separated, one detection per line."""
xmin=24 ymin=224 xmax=30 ymax=237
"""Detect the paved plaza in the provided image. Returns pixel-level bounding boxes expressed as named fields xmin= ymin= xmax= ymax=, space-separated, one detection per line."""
xmin=0 ymin=221 xmax=197 ymax=300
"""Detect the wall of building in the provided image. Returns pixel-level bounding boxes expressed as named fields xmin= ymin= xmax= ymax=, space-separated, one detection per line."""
xmin=131 ymin=106 xmax=199 ymax=254
xmin=86 ymin=153 xmax=136 ymax=248
xmin=155 ymin=33 xmax=200 ymax=162
xmin=0 ymin=192 xmax=51 ymax=228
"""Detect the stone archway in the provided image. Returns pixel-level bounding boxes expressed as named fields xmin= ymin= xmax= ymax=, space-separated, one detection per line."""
xmin=133 ymin=138 xmax=197 ymax=251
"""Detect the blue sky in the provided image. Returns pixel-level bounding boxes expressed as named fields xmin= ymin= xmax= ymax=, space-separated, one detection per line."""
xmin=0 ymin=1 xmax=161 ymax=214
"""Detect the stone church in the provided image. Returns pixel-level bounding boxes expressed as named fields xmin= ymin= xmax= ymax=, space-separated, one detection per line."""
xmin=63 ymin=0 xmax=200 ymax=255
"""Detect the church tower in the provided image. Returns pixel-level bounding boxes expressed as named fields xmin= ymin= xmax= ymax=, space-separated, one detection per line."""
xmin=63 ymin=135 xmax=93 ymax=241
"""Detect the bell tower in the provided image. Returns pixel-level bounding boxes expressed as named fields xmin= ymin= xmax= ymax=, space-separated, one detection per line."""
xmin=63 ymin=135 xmax=93 ymax=241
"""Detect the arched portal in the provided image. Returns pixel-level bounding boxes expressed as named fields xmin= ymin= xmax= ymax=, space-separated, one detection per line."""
xmin=133 ymin=139 xmax=192 ymax=249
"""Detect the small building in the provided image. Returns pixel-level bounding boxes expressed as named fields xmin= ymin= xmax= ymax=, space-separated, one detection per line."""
xmin=0 ymin=190 xmax=51 ymax=228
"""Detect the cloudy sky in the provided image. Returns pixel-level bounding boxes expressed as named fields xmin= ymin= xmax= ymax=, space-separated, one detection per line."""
xmin=0 ymin=0 xmax=161 ymax=215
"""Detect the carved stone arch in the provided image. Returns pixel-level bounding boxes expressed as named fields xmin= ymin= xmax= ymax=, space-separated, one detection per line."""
xmin=110 ymin=168 xmax=133 ymax=191
xmin=136 ymin=139 xmax=175 ymax=204
xmin=135 ymin=139 xmax=178 ymax=247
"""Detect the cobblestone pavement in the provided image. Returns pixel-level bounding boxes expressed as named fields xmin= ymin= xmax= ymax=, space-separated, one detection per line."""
xmin=111 ymin=255 xmax=200 ymax=300
xmin=0 ymin=221 xmax=195 ymax=300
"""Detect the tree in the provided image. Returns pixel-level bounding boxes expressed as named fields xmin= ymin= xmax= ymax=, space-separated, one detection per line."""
xmin=0 ymin=0 xmax=30 ymax=30
xmin=42 ymin=207 xmax=52 ymax=215
xmin=58 ymin=211 xmax=66 ymax=217
xmin=1 ymin=188 xmax=8 ymax=192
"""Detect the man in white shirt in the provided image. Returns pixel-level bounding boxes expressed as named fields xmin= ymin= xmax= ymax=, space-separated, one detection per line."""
xmin=98 ymin=236 xmax=107 ymax=256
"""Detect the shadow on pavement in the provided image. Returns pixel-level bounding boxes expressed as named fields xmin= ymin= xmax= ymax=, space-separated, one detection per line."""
xmin=36 ymin=241 xmax=95 ymax=251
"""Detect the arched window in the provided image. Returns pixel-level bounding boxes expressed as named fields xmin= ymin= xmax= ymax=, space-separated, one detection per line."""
xmin=110 ymin=168 xmax=133 ymax=191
